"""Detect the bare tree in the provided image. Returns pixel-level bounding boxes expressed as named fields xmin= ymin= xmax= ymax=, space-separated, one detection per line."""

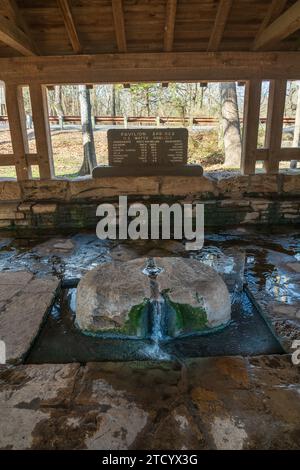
xmin=54 ymin=85 xmax=64 ymax=129
xmin=220 ymin=82 xmax=242 ymax=168
xmin=78 ymin=85 xmax=97 ymax=175
xmin=290 ymin=83 xmax=300 ymax=169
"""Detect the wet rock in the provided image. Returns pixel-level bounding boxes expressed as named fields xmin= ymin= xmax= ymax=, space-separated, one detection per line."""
xmin=110 ymin=244 xmax=140 ymax=262
xmin=33 ymin=237 xmax=76 ymax=256
xmin=76 ymin=257 xmax=231 ymax=334
xmin=191 ymin=246 xmax=245 ymax=292
xmin=0 ymin=364 xmax=79 ymax=450
xmin=0 ymin=356 xmax=299 ymax=449
xmin=287 ymin=262 xmax=300 ymax=273
xmin=157 ymin=257 xmax=231 ymax=328
xmin=0 ymin=272 xmax=60 ymax=363
xmin=76 ymin=259 xmax=151 ymax=332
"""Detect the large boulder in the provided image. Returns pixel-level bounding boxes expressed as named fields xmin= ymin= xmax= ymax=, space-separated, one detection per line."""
xmin=155 ymin=257 xmax=231 ymax=329
xmin=76 ymin=257 xmax=231 ymax=336
xmin=76 ymin=259 xmax=151 ymax=333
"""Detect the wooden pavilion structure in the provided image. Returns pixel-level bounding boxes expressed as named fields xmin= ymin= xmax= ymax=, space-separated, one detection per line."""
xmin=0 ymin=0 xmax=300 ymax=181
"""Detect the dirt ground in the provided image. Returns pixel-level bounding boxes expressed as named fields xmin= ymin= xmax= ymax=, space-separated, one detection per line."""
xmin=0 ymin=127 xmax=298 ymax=178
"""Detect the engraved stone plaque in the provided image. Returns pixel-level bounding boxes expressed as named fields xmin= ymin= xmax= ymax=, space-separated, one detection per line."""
xmin=107 ymin=128 xmax=188 ymax=166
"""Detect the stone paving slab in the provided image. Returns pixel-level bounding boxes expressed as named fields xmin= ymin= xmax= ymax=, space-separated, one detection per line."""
xmin=0 ymin=355 xmax=299 ymax=450
xmin=0 ymin=271 xmax=60 ymax=364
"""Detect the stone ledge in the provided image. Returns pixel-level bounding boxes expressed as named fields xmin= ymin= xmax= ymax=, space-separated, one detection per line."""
xmin=0 ymin=173 xmax=300 ymax=203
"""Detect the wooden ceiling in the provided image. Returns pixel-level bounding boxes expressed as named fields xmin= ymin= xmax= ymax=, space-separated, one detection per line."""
xmin=0 ymin=0 xmax=299 ymax=58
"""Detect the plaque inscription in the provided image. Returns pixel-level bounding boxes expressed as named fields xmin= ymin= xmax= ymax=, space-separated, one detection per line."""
xmin=107 ymin=128 xmax=188 ymax=166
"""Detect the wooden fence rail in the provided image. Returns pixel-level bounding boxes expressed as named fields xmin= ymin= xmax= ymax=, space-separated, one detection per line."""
xmin=0 ymin=115 xmax=298 ymax=126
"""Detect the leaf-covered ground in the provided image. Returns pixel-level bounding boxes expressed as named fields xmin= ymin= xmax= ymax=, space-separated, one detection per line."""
xmin=0 ymin=127 xmax=296 ymax=178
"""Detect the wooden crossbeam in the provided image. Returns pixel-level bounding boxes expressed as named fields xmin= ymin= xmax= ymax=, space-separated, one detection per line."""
xmin=164 ymin=0 xmax=177 ymax=52
xmin=0 ymin=13 xmax=37 ymax=56
xmin=1 ymin=52 xmax=300 ymax=84
xmin=253 ymin=0 xmax=300 ymax=51
xmin=57 ymin=0 xmax=82 ymax=54
xmin=207 ymin=0 xmax=232 ymax=51
xmin=112 ymin=0 xmax=127 ymax=53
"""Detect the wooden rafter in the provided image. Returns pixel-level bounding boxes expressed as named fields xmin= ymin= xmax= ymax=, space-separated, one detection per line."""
xmin=57 ymin=0 xmax=82 ymax=54
xmin=254 ymin=0 xmax=287 ymax=42
xmin=0 ymin=14 xmax=36 ymax=56
xmin=207 ymin=0 xmax=232 ymax=51
xmin=112 ymin=0 xmax=127 ymax=53
xmin=253 ymin=0 xmax=300 ymax=51
xmin=2 ymin=0 xmax=33 ymax=40
xmin=164 ymin=0 xmax=177 ymax=52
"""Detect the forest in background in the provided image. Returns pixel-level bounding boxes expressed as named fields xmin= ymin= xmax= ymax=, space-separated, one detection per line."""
xmin=0 ymin=81 xmax=300 ymax=177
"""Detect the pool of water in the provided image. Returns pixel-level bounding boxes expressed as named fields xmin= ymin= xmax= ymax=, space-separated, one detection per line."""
xmin=26 ymin=286 xmax=284 ymax=364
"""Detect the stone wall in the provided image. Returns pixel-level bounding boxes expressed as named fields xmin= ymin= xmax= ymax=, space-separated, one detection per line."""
xmin=0 ymin=173 xmax=300 ymax=230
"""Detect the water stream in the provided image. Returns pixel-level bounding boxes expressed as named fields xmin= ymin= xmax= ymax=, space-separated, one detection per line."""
xmin=141 ymin=258 xmax=170 ymax=359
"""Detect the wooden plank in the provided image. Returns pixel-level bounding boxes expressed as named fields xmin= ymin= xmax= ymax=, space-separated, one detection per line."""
xmin=207 ymin=0 xmax=233 ymax=51
xmin=0 ymin=154 xmax=16 ymax=166
xmin=164 ymin=0 xmax=177 ymax=52
xmin=57 ymin=0 xmax=82 ymax=54
xmin=241 ymin=79 xmax=262 ymax=175
xmin=29 ymin=83 xmax=54 ymax=179
xmin=253 ymin=0 xmax=300 ymax=51
xmin=277 ymin=147 xmax=300 ymax=161
xmin=0 ymin=52 xmax=300 ymax=84
xmin=264 ymin=79 xmax=287 ymax=173
xmin=4 ymin=83 xmax=31 ymax=180
xmin=0 ymin=14 xmax=37 ymax=56
xmin=254 ymin=0 xmax=287 ymax=42
xmin=112 ymin=0 xmax=127 ymax=53
xmin=1 ymin=0 xmax=36 ymax=44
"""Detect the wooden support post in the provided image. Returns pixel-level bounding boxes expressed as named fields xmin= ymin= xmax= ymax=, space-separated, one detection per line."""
xmin=264 ymin=79 xmax=287 ymax=173
xmin=29 ymin=83 xmax=54 ymax=179
xmin=5 ymin=83 xmax=31 ymax=180
xmin=241 ymin=79 xmax=262 ymax=175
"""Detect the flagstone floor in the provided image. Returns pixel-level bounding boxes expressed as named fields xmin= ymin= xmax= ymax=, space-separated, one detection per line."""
xmin=0 ymin=227 xmax=299 ymax=449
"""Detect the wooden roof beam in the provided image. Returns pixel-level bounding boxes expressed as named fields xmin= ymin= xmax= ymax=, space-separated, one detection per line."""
xmin=112 ymin=0 xmax=127 ymax=53
xmin=0 ymin=13 xmax=37 ymax=56
xmin=254 ymin=0 xmax=287 ymax=43
xmin=57 ymin=0 xmax=82 ymax=54
xmin=2 ymin=0 xmax=34 ymax=40
xmin=207 ymin=0 xmax=233 ymax=51
xmin=253 ymin=0 xmax=300 ymax=51
xmin=164 ymin=0 xmax=177 ymax=52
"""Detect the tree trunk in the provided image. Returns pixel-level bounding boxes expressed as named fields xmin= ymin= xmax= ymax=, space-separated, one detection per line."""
xmin=54 ymin=86 xmax=64 ymax=129
xmin=78 ymin=85 xmax=97 ymax=175
xmin=112 ymin=84 xmax=117 ymax=125
xmin=220 ymin=82 xmax=242 ymax=168
xmin=290 ymin=84 xmax=300 ymax=169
